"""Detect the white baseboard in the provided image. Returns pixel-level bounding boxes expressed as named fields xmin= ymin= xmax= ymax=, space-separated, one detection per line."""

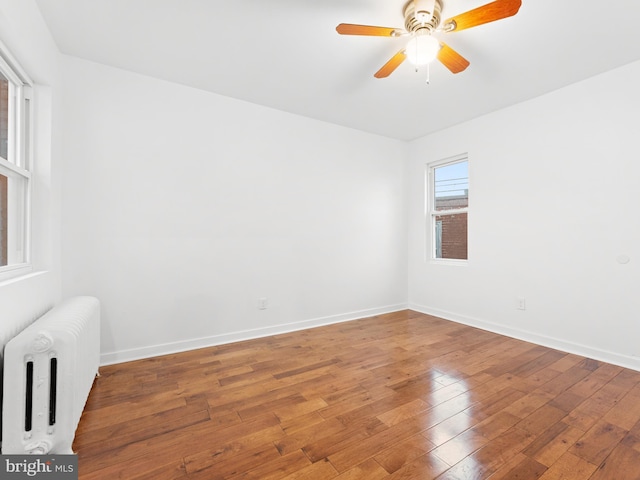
xmin=100 ymin=303 xmax=409 ymax=366
xmin=409 ymin=303 xmax=640 ymax=372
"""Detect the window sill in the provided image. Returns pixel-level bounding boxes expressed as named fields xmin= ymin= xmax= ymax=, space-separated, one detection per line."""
xmin=0 ymin=263 xmax=34 ymax=285
xmin=429 ymin=258 xmax=468 ymax=267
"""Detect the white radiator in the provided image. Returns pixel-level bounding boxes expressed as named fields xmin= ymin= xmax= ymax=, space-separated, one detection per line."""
xmin=1 ymin=296 xmax=100 ymax=454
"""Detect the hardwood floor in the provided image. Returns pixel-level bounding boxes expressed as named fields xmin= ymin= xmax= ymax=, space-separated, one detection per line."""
xmin=73 ymin=310 xmax=640 ymax=479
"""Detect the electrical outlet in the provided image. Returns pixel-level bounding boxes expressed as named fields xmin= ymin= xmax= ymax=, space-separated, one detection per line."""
xmin=258 ymin=298 xmax=268 ymax=310
xmin=517 ymin=297 xmax=526 ymax=310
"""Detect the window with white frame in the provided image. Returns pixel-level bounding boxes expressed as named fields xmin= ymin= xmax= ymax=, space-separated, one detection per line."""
xmin=0 ymin=43 xmax=32 ymax=274
xmin=428 ymin=155 xmax=468 ymax=261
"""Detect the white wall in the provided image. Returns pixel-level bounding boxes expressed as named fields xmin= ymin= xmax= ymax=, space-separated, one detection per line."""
xmin=0 ymin=1 xmax=61 ymax=354
xmin=408 ymin=60 xmax=640 ymax=370
xmin=60 ymin=56 xmax=408 ymax=364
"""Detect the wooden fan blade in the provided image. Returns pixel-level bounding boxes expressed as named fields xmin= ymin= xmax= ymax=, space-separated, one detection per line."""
xmin=336 ymin=23 xmax=402 ymax=37
xmin=442 ymin=0 xmax=521 ymax=32
xmin=437 ymin=43 xmax=470 ymax=74
xmin=374 ymin=50 xmax=407 ymax=78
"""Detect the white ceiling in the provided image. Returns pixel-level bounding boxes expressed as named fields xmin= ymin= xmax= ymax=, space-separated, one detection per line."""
xmin=35 ymin=0 xmax=640 ymax=141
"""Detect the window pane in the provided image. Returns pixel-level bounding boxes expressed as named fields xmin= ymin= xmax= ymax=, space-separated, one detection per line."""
xmin=0 ymin=45 xmax=30 ymax=278
xmin=0 ymin=72 xmax=8 ymax=161
xmin=435 ymin=212 xmax=467 ymax=260
xmin=434 ymin=160 xmax=468 ymax=211
xmin=0 ymin=172 xmax=6 ymax=266
xmin=0 ymin=171 xmax=26 ymax=267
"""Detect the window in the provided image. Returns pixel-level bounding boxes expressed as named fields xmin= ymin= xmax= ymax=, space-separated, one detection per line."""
xmin=428 ymin=155 xmax=468 ymax=261
xmin=0 ymin=43 xmax=32 ymax=276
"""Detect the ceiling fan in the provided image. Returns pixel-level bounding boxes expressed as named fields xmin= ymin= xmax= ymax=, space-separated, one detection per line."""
xmin=336 ymin=0 xmax=522 ymax=78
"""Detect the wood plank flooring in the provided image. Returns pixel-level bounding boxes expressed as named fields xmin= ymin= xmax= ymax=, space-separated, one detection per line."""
xmin=73 ymin=310 xmax=640 ymax=479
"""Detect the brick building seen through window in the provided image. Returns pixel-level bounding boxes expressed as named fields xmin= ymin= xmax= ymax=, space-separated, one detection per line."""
xmin=435 ymin=195 xmax=468 ymax=260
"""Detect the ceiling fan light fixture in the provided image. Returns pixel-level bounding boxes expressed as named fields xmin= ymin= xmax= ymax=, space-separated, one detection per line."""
xmin=405 ymin=34 xmax=440 ymax=66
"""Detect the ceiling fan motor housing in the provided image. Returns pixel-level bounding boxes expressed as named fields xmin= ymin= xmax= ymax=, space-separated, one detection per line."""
xmin=403 ymin=0 xmax=443 ymax=34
